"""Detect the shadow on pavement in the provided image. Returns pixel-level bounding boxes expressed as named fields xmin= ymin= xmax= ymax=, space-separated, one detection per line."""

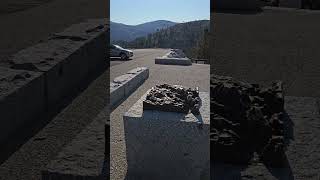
xmin=0 ymin=66 xmax=106 ymax=165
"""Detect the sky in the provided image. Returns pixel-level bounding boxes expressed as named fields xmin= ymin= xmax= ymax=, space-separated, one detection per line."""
xmin=111 ymin=0 xmax=210 ymax=25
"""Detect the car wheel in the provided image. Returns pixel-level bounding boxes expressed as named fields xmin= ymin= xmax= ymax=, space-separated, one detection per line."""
xmin=120 ymin=53 xmax=127 ymax=60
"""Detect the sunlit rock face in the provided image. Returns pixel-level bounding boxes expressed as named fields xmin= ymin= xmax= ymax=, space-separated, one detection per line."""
xmin=143 ymin=84 xmax=201 ymax=115
xmin=210 ymin=74 xmax=286 ymax=166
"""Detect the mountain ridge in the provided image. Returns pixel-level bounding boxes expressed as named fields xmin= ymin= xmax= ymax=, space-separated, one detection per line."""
xmin=110 ymin=20 xmax=177 ymax=42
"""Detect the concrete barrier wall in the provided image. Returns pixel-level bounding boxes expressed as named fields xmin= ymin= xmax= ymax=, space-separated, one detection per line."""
xmin=0 ymin=67 xmax=46 ymax=143
xmin=11 ymin=19 xmax=108 ymax=109
xmin=110 ymin=67 xmax=149 ymax=109
xmin=0 ymin=19 xmax=108 ymax=144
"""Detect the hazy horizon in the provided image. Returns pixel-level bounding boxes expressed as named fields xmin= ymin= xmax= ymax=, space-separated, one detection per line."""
xmin=111 ymin=19 xmax=210 ymax=26
xmin=111 ymin=0 xmax=210 ymax=25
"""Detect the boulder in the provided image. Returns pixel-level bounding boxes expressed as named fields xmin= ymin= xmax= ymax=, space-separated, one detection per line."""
xmin=210 ymin=74 xmax=286 ymax=166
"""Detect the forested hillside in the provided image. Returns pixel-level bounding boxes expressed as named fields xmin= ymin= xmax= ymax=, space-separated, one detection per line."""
xmin=113 ymin=20 xmax=210 ymax=59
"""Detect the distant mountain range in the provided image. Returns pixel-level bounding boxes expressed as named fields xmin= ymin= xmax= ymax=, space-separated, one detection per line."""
xmin=110 ymin=20 xmax=177 ymax=42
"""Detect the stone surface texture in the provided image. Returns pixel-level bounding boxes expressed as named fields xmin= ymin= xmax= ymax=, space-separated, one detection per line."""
xmin=0 ymin=67 xmax=45 ymax=144
xmin=42 ymin=107 xmax=109 ymax=180
xmin=10 ymin=19 xmax=108 ymax=108
xmin=123 ymin=90 xmax=210 ymax=180
xmin=143 ymin=84 xmax=201 ymax=114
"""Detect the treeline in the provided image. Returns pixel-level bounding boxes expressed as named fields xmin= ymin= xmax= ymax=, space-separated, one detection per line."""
xmin=112 ymin=20 xmax=210 ymax=59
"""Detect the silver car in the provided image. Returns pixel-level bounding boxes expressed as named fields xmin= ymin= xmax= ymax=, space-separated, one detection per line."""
xmin=110 ymin=44 xmax=133 ymax=60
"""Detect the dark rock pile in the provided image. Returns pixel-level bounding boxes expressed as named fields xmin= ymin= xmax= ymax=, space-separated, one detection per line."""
xmin=143 ymin=84 xmax=202 ymax=115
xmin=210 ymin=74 xmax=286 ymax=166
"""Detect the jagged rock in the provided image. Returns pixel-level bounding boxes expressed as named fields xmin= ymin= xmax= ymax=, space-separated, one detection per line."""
xmin=143 ymin=84 xmax=201 ymax=115
xmin=210 ymin=74 xmax=286 ymax=166
xmin=211 ymin=113 xmax=241 ymax=133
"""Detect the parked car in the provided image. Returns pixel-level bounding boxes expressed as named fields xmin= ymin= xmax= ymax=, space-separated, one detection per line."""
xmin=110 ymin=44 xmax=133 ymax=60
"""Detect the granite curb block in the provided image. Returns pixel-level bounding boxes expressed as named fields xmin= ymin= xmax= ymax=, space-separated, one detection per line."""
xmin=0 ymin=19 xmax=108 ymax=144
xmin=0 ymin=67 xmax=45 ymax=144
xmin=123 ymin=91 xmax=210 ymax=180
xmin=110 ymin=67 xmax=149 ymax=109
xmin=42 ymin=108 xmax=109 ymax=180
